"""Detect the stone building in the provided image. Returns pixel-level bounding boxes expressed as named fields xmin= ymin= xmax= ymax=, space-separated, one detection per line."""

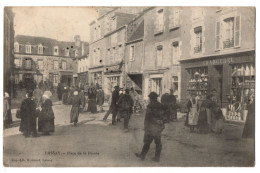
xmin=125 ymin=12 xmax=144 ymax=96
xmin=143 ymin=7 xmax=182 ymax=100
xmin=4 ymin=7 xmax=15 ymax=97
xmin=13 ymin=35 xmax=88 ymax=87
xmin=179 ymin=7 xmax=255 ymax=109
xmin=88 ymin=7 xmax=144 ymax=96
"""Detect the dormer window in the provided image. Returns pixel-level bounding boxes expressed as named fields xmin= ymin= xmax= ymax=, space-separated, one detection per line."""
xmin=38 ymin=44 xmax=43 ymax=54
xmin=14 ymin=42 xmax=19 ymax=53
xmin=25 ymin=44 xmax=31 ymax=54
xmin=65 ymin=49 xmax=70 ymax=57
xmin=54 ymin=46 xmax=59 ymax=55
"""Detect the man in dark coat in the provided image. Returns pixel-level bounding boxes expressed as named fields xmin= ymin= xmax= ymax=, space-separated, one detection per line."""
xmin=135 ymin=92 xmax=167 ymax=162
xmin=103 ymin=86 xmax=120 ymax=125
xmin=169 ymin=89 xmax=177 ymax=121
xmin=96 ymin=87 xmax=105 ymax=113
xmin=117 ymin=89 xmax=134 ymax=131
xmin=19 ymin=92 xmax=39 ymax=137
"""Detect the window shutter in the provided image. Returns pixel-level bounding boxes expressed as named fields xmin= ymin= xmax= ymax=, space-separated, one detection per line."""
xmin=215 ymin=21 xmax=221 ymax=50
xmin=234 ymin=15 xmax=241 ymax=47
xmin=175 ymin=9 xmax=180 ymax=26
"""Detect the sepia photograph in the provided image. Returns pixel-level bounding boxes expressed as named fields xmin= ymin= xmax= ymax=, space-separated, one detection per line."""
xmin=3 ymin=6 xmax=255 ymax=167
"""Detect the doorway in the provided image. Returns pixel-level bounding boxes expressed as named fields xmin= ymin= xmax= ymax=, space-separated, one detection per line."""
xmin=211 ymin=65 xmax=223 ymax=106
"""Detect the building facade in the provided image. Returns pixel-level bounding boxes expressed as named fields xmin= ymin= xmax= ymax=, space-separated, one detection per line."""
xmin=89 ymin=7 xmax=144 ymax=96
xmin=143 ymin=7 xmax=182 ymax=100
xmin=179 ymin=7 xmax=255 ymax=110
xmin=125 ymin=13 xmax=144 ymax=96
xmin=4 ymin=7 xmax=15 ymax=97
xmin=13 ymin=35 xmax=88 ymax=87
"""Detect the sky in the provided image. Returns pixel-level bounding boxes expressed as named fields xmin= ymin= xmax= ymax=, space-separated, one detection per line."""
xmin=12 ymin=7 xmax=98 ymax=42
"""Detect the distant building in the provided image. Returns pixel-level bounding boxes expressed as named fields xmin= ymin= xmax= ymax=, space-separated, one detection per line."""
xmin=13 ymin=35 xmax=88 ymax=87
xmin=125 ymin=12 xmax=144 ymax=96
xmin=88 ymin=7 xmax=144 ymax=96
xmin=4 ymin=7 xmax=15 ymax=97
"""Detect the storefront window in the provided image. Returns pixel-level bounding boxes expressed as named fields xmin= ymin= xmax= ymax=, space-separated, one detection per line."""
xmin=187 ymin=67 xmax=208 ymax=97
xmin=227 ymin=63 xmax=255 ymax=121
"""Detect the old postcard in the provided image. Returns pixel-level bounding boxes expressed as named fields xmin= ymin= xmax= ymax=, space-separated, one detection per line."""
xmin=3 ymin=6 xmax=255 ymax=167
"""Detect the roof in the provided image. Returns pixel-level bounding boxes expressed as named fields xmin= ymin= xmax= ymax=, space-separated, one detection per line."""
xmin=127 ymin=14 xmax=144 ymax=42
xmin=128 ymin=20 xmax=144 ymax=42
xmin=14 ymin=35 xmax=89 ymax=57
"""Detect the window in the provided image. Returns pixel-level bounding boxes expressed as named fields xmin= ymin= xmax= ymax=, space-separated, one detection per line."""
xmin=156 ymin=45 xmax=163 ymax=67
xmin=194 ymin=26 xmax=202 ymax=53
xmin=109 ymin=76 xmax=120 ymax=89
xmin=38 ymin=60 xmax=43 ymax=70
xmin=14 ymin=42 xmax=19 ymax=53
xmin=62 ymin=61 xmax=67 ymax=70
xmin=25 ymin=45 xmax=31 ymax=53
xmin=151 ymin=78 xmax=162 ymax=97
xmin=215 ymin=15 xmax=241 ymax=50
xmin=25 ymin=59 xmax=31 ymax=69
xmin=169 ymin=9 xmax=180 ymax=28
xmin=14 ymin=59 xmax=20 ymax=68
xmin=130 ymin=45 xmax=135 ymax=61
xmin=172 ymin=76 xmax=179 ymax=99
xmin=156 ymin=9 xmax=164 ymax=32
xmin=223 ymin=17 xmax=235 ymax=48
xmin=54 ymin=61 xmax=59 ymax=70
xmin=172 ymin=41 xmax=180 ymax=64
xmin=38 ymin=44 xmax=43 ymax=54
xmin=54 ymin=74 xmax=59 ymax=84
xmin=54 ymin=46 xmax=59 ymax=55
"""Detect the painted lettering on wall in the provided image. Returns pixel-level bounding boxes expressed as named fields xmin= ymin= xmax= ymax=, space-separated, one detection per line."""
xmin=202 ymin=57 xmax=233 ymax=66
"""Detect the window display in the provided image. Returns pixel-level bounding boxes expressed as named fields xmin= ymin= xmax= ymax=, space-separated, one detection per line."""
xmin=226 ymin=63 xmax=255 ymax=121
xmin=187 ymin=67 xmax=208 ymax=96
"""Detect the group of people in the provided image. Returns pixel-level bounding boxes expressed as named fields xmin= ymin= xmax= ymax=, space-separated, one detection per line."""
xmin=5 ymin=81 xmax=254 ymax=163
xmin=19 ymin=90 xmax=55 ymax=137
xmin=59 ymin=83 xmax=105 ymax=114
xmin=103 ymin=86 xmax=134 ymax=131
xmin=185 ymin=89 xmax=225 ymax=134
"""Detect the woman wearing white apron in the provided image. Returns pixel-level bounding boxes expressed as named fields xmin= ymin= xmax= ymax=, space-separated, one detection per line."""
xmin=187 ymin=93 xmax=199 ymax=132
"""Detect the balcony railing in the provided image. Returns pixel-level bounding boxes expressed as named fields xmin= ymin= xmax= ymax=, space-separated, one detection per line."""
xmin=223 ymin=39 xmax=234 ymax=49
xmin=194 ymin=46 xmax=202 ymax=54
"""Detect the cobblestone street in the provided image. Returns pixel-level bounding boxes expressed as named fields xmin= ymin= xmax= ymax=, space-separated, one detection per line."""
xmin=3 ymin=101 xmax=254 ymax=167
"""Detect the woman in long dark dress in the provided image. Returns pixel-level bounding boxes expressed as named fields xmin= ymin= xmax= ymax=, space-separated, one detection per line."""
xmin=197 ymin=95 xmax=212 ymax=133
xmin=242 ymin=93 xmax=255 ymax=138
xmin=87 ymin=86 xmax=97 ymax=113
xmin=19 ymin=92 xmax=38 ymax=137
xmin=38 ymin=95 xmax=55 ymax=135
xmin=69 ymin=91 xmax=81 ymax=126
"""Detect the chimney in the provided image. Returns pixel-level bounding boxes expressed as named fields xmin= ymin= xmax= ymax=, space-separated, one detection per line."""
xmin=74 ymin=35 xmax=81 ymax=47
xmin=82 ymin=42 xmax=84 ymax=56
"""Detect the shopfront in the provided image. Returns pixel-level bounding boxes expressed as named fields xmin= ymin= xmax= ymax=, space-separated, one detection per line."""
xmin=180 ymin=51 xmax=255 ymax=122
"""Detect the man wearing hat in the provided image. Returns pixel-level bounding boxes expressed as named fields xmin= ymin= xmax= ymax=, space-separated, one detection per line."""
xmin=103 ymin=86 xmax=120 ymax=125
xmin=117 ymin=88 xmax=134 ymax=131
xmin=135 ymin=92 xmax=167 ymax=162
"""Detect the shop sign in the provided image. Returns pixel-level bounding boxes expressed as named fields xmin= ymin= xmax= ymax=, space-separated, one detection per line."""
xmin=202 ymin=57 xmax=233 ymax=66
